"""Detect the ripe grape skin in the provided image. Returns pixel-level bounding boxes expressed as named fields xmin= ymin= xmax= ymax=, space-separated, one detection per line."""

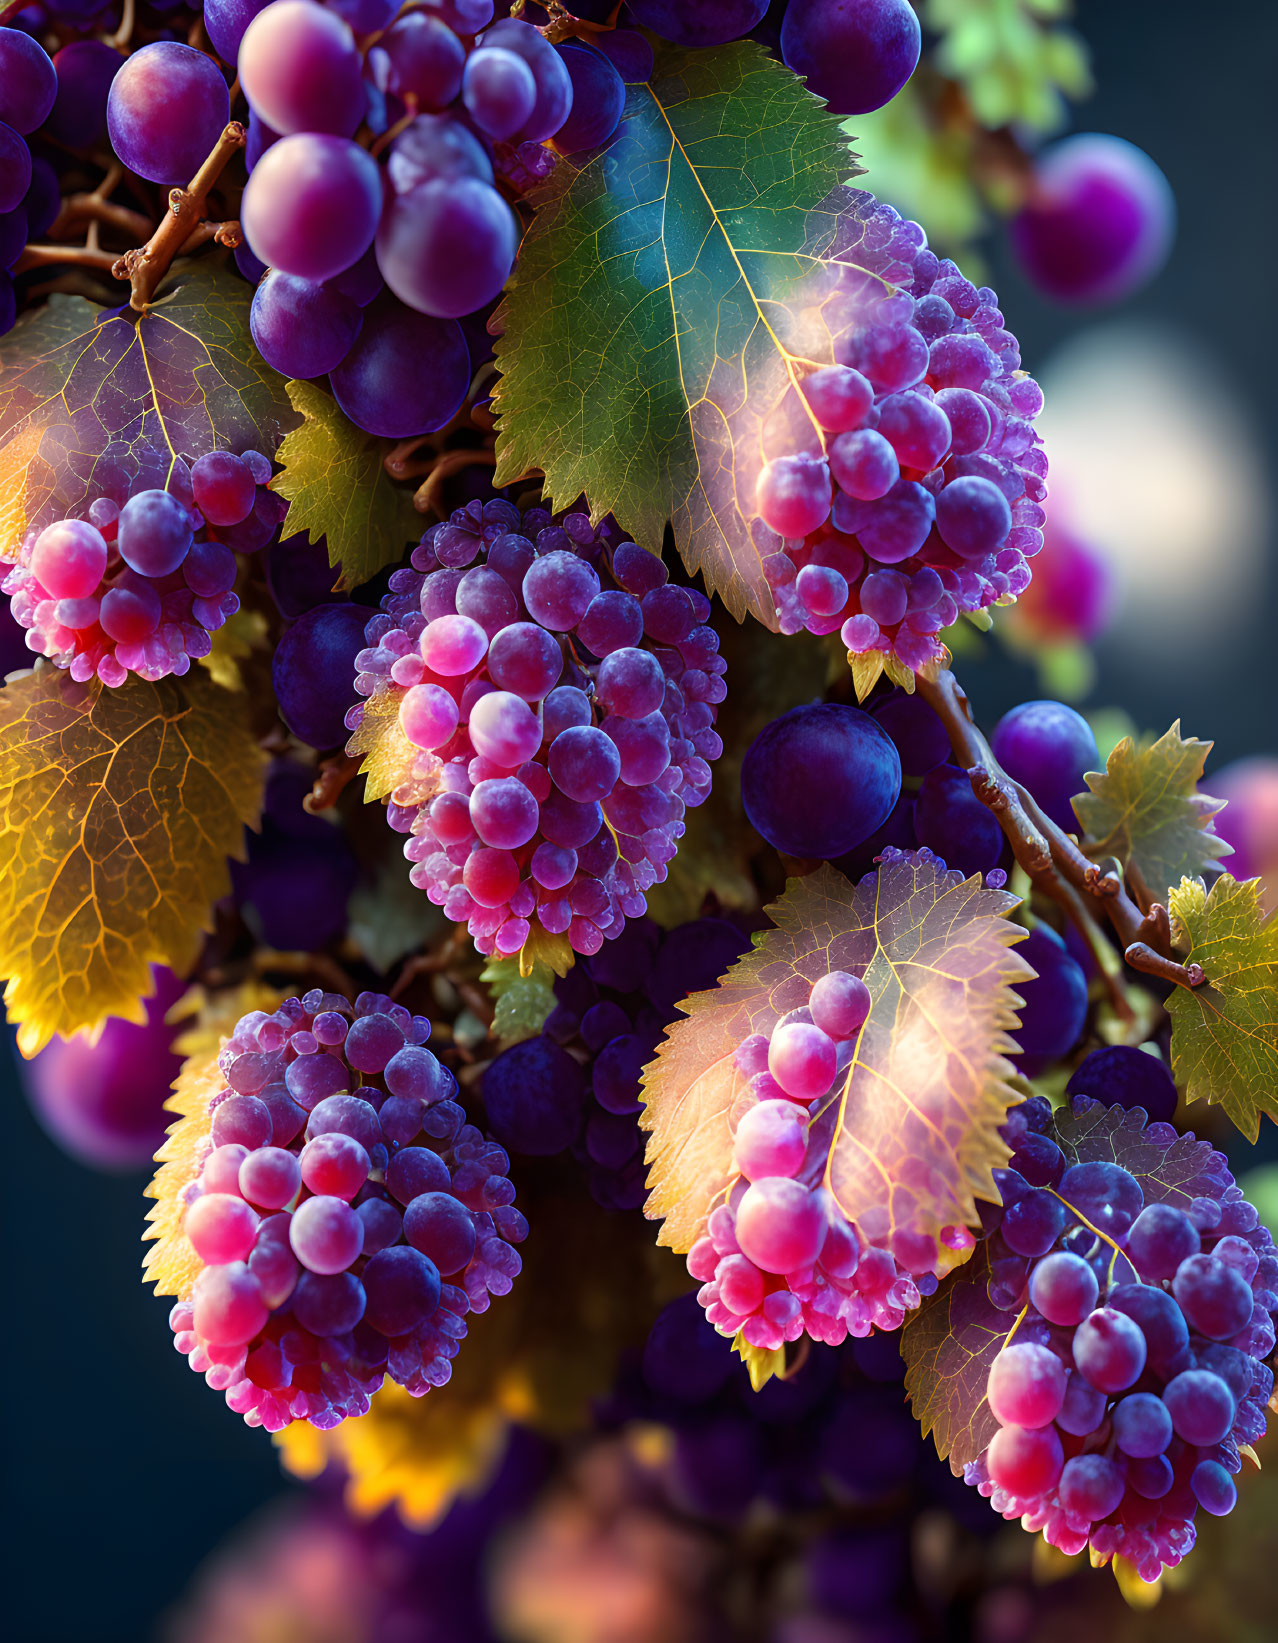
xmin=554 ymin=41 xmax=626 ymax=154
xmin=1171 ymin=1252 xmax=1255 ymax=1340
xmin=1161 ymin=1369 xmax=1236 ymax=1446
xmin=482 ymin=1036 xmax=587 ymax=1155
xmin=1010 ymin=925 xmax=1088 ymax=1062
xmin=479 ymin=17 xmax=574 ymax=142
xmin=1010 ymin=134 xmax=1175 ymax=307
xmin=780 ymin=0 xmax=921 ymax=116
xmin=377 ymin=178 xmax=518 ymax=319
xmin=106 ymin=42 xmax=230 ymax=184
xmin=735 ymin=1178 xmax=827 ymax=1274
xmin=239 ymin=0 xmax=366 ymax=136
xmin=1191 ymin=1459 xmax=1237 ymax=1516
xmin=741 ymin=703 xmax=902 ymax=860
xmin=912 ymin=764 xmax=1003 ymax=878
xmin=987 ymin=1343 xmax=1066 ymax=1429
xmin=250 ymin=272 xmax=364 ymax=380
xmin=625 ymin=0 xmax=768 ymax=48
xmin=1058 ymin=1453 xmax=1125 ymax=1521
xmin=1111 ymin=1392 xmax=1173 ymax=1458
xmin=1125 ymin=1203 xmax=1201 ymax=1282
xmin=462 ymin=47 xmax=536 ymax=141
xmin=380 ymin=12 xmax=467 ymax=108
xmin=329 ymin=293 xmax=470 ymax=438
xmin=272 ymin=602 xmax=371 ymax=747
xmin=1072 ymin=1307 xmax=1146 ymax=1394
xmin=45 ymin=41 xmax=121 ymax=152
xmin=242 ymin=134 xmax=383 ymax=284
xmin=1027 ymin=1250 xmax=1097 ymax=1327
xmin=990 ymin=699 xmax=1099 ymax=835
xmin=1064 ymin=1044 xmax=1178 ymax=1124
xmin=985 ymin=1423 xmax=1063 ymax=1497
xmin=204 ymin=0 xmax=272 ymax=63
xmin=0 ymin=27 xmax=58 ymax=134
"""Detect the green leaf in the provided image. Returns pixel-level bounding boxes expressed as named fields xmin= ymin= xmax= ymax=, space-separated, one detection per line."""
xmin=480 ymin=954 xmax=559 ymax=1047
xmin=0 ymin=665 xmax=265 ymax=1055
xmin=903 ymin=1096 xmax=1232 ymax=1469
xmin=1072 ymin=722 xmax=1231 ymax=903
xmin=840 ymin=87 xmax=984 ymax=256
xmin=0 ymin=267 xmax=297 ymax=561
xmin=270 ymin=379 xmax=423 ymax=591
xmin=346 ymin=849 xmax=448 ymax=975
xmin=641 ymin=856 xmax=1033 ymax=1260
xmin=1167 ymin=874 xmax=1278 ymax=1141
xmin=492 ymin=40 xmax=855 ymax=624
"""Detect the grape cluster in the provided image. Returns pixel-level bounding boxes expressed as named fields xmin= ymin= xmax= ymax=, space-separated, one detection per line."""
xmin=688 ymin=957 xmax=975 ymax=1351
xmin=754 ymin=195 xmax=1047 ymax=674
xmin=968 ymin=1096 xmax=1277 ymax=1582
xmin=349 ymin=495 xmax=726 ymax=959
xmin=167 ymin=989 xmax=526 ymax=1431
xmin=1 ymin=449 xmax=283 ymax=684
xmin=483 ymin=916 xmax=750 ymax=1208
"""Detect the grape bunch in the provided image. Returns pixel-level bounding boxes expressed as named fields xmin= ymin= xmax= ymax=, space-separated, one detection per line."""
xmin=482 ymin=915 xmax=750 ymax=1208
xmin=754 ymin=194 xmax=1048 ymax=674
xmin=1 ymin=449 xmax=283 ymax=684
xmin=348 ymin=494 xmax=726 ymax=959
xmin=686 ymin=947 xmax=976 ymax=1352
xmin=165 ymin=989 xmax=526 ymax=1430
xmin=967 ymin=1096 xmax=1277 ymax=1582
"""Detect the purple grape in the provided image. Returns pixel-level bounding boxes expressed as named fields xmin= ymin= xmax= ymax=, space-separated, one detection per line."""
xmin=1125 ymin=1204 xmax=1201 ymax=1283
xmin=1172 ymin=1253 xmax=1255 ymax=1341
xmin=376 ymin=177 xmax=518 ymax=320
xmin=329 ymin=293 xmax=470 ymax=438
xmin=386 ymin=1145 xmax=451 ymax=1204
xmin=292 ymin=1269 xmax=367 ymax=1334
xmin=362 ymin=1245 xmax=441 ymax=1335
xmin=117 ymin=490 xmax=192 ymax=578
xmin=554 ymin=42 xmax=625 ymax=153
xmin=403 ymin=1191 xmax=477 ymax=1274
xmin=462 ymin=46 xmax=537 ymax=140
xmin=871 ymin=691 xmax=950 ymax=777
xmin=912 ymin=764 xmax=1004 ymax=877
xmin=1109 ymin=1283 xmax=1190 ymax=1377
xmin=482 ymin=1036 xmax=586 ymax=1155
xmin=106 ymin=42 xmax=230 ymax=184
xmin=626 ymin=0 xmax=768 ymax=48
xmin=379 ymin=12 xmax=467 ymax=108
xmin=0 ymin=27 xmax=57 ymax=134
xmin=1191 ymin=1459 xmax=1237 ymax=1516
xmin=480 ymin=17 xmax=574 ymax=141
xmin=991 ymin=699 xmax=1099 ymax=835
xmin=1111 ymin=1392 xmax=1173 ymax=1458
xmin=1058 ymin=1452 xmax=1125 ymax=1521
xmin=781 ymin=0 xmax=921 ymax=115
xmin=250 ymin=272 xmax=364 ymax=379
xmin=242 ymin=134 xmax=383 ymax=283
xmin=203 ymin=0 xmax=273 ymax=63
xmin=240 ymin=0 xmax=366 ymax=136
xmin=1065 ymin=1045 xmax=1178 ymax=1124
xmin=1058 ymin=1160 xmax=1144 ymax=1240
xmin=741 ymin=703 xmax=901 ymax=859
xmin=272 ymin=602 xmax=371 ymax=747
xmin=594 ymin=28 xmax=652 ymax=84
xmin=387 ymin=113 xmax=494 ymax=196
xmin=1027 ymin=1250 xmax=1097 ymax=1328
xmin=44 ymin=41 xmax=120 ymax=152
xmin=1010 ymin=924 xmax=1088 ymax=1061
xmin=1072 ymin=1307 xmax=1146 ymax=1393
xmin=1162 ymin=1369 xmax=1236 ymax=1446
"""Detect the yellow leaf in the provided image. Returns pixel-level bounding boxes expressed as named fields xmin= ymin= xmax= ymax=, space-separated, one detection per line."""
xmin=199 ymin=606 xmax=269 ymax=692
xmin=0 ymin=421 xmax=46 ymax=561
xmin=346 ymin=683 xmax=440 ymax=806
xmin=1167 ymin=874 xmax=1278 ymax=1141
xmin=1113 ymin=1557 xmax=1163 ymax=1608
xmin=519 ymin=925 xmax=574 ymax=981
xmin=1073 ymin=722 xmax=1231 ymax=901
xmin=732 ymin=1329 xmax=784 ymax=1392
xmin=275 ymin=1176 xmax=686 ymax=1526
xmin=641 ymin=857 xmax=1032 ymax=1256
xmin=143 ymin=980 xmax=283 ymax=1298
xmin=270 ymin=379 xmax=422 ymax=592
xmin=0 ymin=666 xmax=265 ymax=1055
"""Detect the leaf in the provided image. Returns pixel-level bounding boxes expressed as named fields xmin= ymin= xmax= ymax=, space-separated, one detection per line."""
xmin=1167 ymin=874 xmax=1278 ymax=1141
xmin=1072 ymin=722 xmax=1231 ymax=902
xmin=274 ymin=1174 xmax=687 ymax=1526
xmin=143 ymin=980 xmax=284 ymax=1297
xmin=492 ymin=41 xmax=857 ymax=624
xmin=518 ymin=925 xmax=574 ymax=981
xmin=270 ymin=379 xmax=423 ymax=592
xmin=346 ymin=849 xmax=448 ymax=975
xmin=0 ymin=665 xmax=265 ymax=1055
xmin=641 ymin=855 xmax=1033 ymax=1256
xmin=903 ymin=1094 xmax=1233 ymax=1470
xmin=347 ymin=685 xmax=439 ymax=805
xmin=840 ymin=87 xmax=984 ymax=255
xmin=733 ymin=1329 xmax=785 ymax=1392
xmin=0 ymin=268 xmax=297 ymax=559
xmin=480 ymin=953 xmax=559 ymax=1047
xmin=198 ymin=606 xmax=269 ymax=691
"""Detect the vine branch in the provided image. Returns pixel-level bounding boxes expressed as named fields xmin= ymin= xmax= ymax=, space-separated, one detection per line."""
xmin=111 ymin=122 xmax=246 ymax=312
xmin=917 ymin=668 xmax=1205 ymax=992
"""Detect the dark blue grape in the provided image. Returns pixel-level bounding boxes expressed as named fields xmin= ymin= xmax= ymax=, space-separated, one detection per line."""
xmin=742 ymin=703 xmax=901 ymax=859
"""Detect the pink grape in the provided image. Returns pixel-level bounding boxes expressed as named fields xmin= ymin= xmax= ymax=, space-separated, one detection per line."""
xmin=299 ymin=1132 xmax=370 ymax=1199
xmin=985 ymin=1423 xmax=1063 ymax=1497
xmin=420 ymin=613 xmax=488 ymax=675
xmin=1072 ymin=1307 xmax=1147 ymax=1393
xmin=735 ymin=1178 xmax=828 ymax=1274
xmin=400 ymin=682 xmax=460 ymax=750
xmin=289 ymin=1194 xmax=364 ymax=1274
xmin=468 ymin=691 xmax=541 ymax=766
xmin=756 ymin=455 xmax=833 ymax=538
xmin=767 ymin=1021 xmax=837 ymax=1101
xmin=801 ymin=365 xmax=874 ymax=432
xmin=192 ymin=1262 xmax=269 ymax=1346
xmin=30 ymin=520 xmax=107 ymax=600
xmin=808 ymin=971 xmax=871 ymax=1040
xmin=185 ymin=1193 xmax=261 ymax=1265
xmin=733 ymin=1099 xmax=809 ymax=1181
xmin=239 ymin=0 xmax=366 ymax=136
xmin=238 ymin=1146 xmax=301 ymax=1210
xmin=986 ymin=1342 xmax=1066 ymax=1429
xmin=202 ymin=1144 xmax=251 ymax=1195
xmin=1026 ymin=1249 xmax=1098 ymax=1326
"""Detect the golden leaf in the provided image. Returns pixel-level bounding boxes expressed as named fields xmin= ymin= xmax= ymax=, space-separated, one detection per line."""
xmin=199 ymin=607 xmax=269 ymax=692
xmin=347 ymin=684 xmax=438 ymax=806
xmin=732 ymin=1330 xmax=784 ymax=1392
xmin=641 ymin=857 xmax=1032 ymax=1255
xmin=0 ymin=421 xmax=46 ymax=561
xmin=0 ymin=666 xmax=265 ymax=1055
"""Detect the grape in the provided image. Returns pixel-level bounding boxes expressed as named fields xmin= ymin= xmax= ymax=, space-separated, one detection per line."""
xmin=767 ymin=1022 xmax=837 ymax=1101
xmin=292 ymin=1269 xmax=367 ymax=1335
xmin=482 ymin=1036 xmax=586 ymax=1155
xmin=250 ymin=272 xmax=364 ymax=379
xmin=231 ymin=760 xmax=358 ymax=949
xmin=204 ymin=0 xmax=272 ymax=63
xmin=829 ymin=428 xmax=899 ymax=500
xmin=1000 ymin=1188 xmax=1066 ymax=1257
xmin=1027 ymin=1250 xmax=1097 ymax=1327
xmin=733 ymin=1100 xmax=809 ymax=1181
xmin=524 ymin=552 xmax=601 ymax=631
xmin=191 ymin=452 xmax=256 ymax=528
xmin=808 ymin=972 xmax=871 ymax=1041
xmin=186 ymin=1193 xmax=261 ymax=1265
xmin=118 ymin=490 xmax=193 ymax=578
xmin=1057 ymin=1160 xmax=1144 ymax=1240
xmin=1161 ymin=1369 xmax=1236 ymax=1446
xmin=935 ymin=475 xmax=1013 ymax=559
xmin=290 ymin=1193 xmax=360 ymax=1275
xmin=1190 ymin=1459 xmax=1237 ymax=1517
xmin=376 ymin=178 xmax=518 ymax=319
xmin=1072 ymin=1307 xmax=1146 ymax=1393
xmin=1127 ymin=1454 xmax=1174 ymax=1500
xmin=379 ymin=13 xmax=467 ymax=108
xmin=403 ymin=1191 xmax=478 ymax=1274
xmin=300 ymin=1132 xmax=370 ymax=1199
xmin=106 ymin=42 xmax=230 ymax=184
xmin=548 ymin=725 xmax=622 ymax=803
xmin=1054 ymin=1369 xmax=1106 ymax=1436
xmin=756 ymin=455 xmax=833 ymax=537
xmin=242 ymin=134 xmax=382 ymax=283
xmin=1108 ymin=1283 xmax=1190 ymax=1377
xmin=625 ymin=0 xmax=768 ymax=48
xmin=239 ymin=1147 xmax=302 ymax=1211
xmin=780 ymin=0 xmax=920 ymax=115
xmin=912 ymin=765 xmax=1003 ymax=877
xmin=1010 ymin=924 xmax=1088 ymax=1061
xmin=1064 ymin=1045 xmax=1178 ymax=1124
xmin=30 ymin=521 xmax=108 ymax=600
xmin=1010 ymin=134 xmax=1175 ymax=307
xmin=1125 ymin=1203 xmax=1201 ymax=1282
xmin=735 ymin=1178 xmax=827 ymax=1274
xmin=985 ymin=1423 xmax=1063 ymax=1497
xmin=871 ymin=693 xmax=949 ymax=778
xmin=43 ymin=41 xmax=120 ymax=152
xmin=387 ymin=113 xmax=494 ymax=196
xmin=0 ymin=27 xmax=57 ymax=134
xmin=329 ymin=293 xmax=470 ymax=438
xmin=1057 ymin=1453 xmax=1124 ymax=1522
xmin=463 ymin=47 xmax=537 ymax=140
xmin=400 ymin=682 xmax=460 ymax=750
xmin=192 ymin=1263 xmax=268 ymax=1347
xmin=212 ymin=1094 xmax=273 ymax=1149
xmin=239 ymin=0 xmax=366 ymax=136
xmin=594 ymin=28 xmax=653 ymax=84
xmin=362 ymin=1246 xmax=442 ymax=1335
xmin=1111 ymin=1392 xmax=1172 ymax=1457
xmin=741 ymin=704 xmax=901 ymax=859
xmin=480 ymin=18 xmax=574 ymax=141
xmin=23 ymin=965 xmax=184 ymax=1169
xmin=987 ymin=1343 xmax=1066 ymax=1429
xmin=1171 ymin=1253 xmax=1255 ymax=1341
xmin=272 ymin=602 xmax=371 ymax=747
xmin=990 ymin=700 xmax=1099 ymax=835
xmin=554 ymin=42 xmax=626 ymax=153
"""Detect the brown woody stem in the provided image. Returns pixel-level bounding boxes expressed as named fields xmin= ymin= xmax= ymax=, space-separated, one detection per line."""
xmin=307 ymin=754 xmax=359 ymax=814
xmin=412 ymin=447 xmax=497 ymax=516
xmin=16 ymin=243 xmax=122 ymax=274
xmin=917 ymin=668 xmax=1205 ymax=993
xmin=111 ymin=122 xmax=246 ymax=312
xmin=50 ymin=193 xmax=154 ymax=243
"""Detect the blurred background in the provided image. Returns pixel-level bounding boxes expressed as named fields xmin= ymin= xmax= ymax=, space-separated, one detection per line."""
xmin=4 ymin=1 xmax=1277 ymax=1640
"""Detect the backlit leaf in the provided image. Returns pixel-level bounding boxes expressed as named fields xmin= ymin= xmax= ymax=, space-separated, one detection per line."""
xmin=903 ymin=1095 xmax=1232 ymax=1469
xmin=270 ymin=379 xmax=422 ymax=592
xmin=346 ymin=684 xmax=437 ymax=805
xmin=0 ymin=665 xmax=265 ymax=1055
xmin=640 ymin=855 xmax=1033 ymax=1256
xmin=1072 ymin=723 xmax=1230 ymax=903
xmin=199 ymin=606 xmax=269 ymax=692
xmin=733 ymin=1330 xmax=785 ymax=1392
xmin=492 ymin=41 xmax=857 ymax=624
xmin=275 ymin=1172 xmax=686 ymax=1526
xmin=1167 ymin=874 xmax=1278 ymax=1141
xmin=480 ymin=953 xmax=558 ymax=1047
xmin=0 ymin=267 xmax=296 ymax=559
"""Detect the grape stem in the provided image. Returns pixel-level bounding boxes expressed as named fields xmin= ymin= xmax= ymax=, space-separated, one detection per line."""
xmin=111 ymin=122 xmax=247 ymax=313
xmin=916 ymin=668 xmax=1206 ymax=993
